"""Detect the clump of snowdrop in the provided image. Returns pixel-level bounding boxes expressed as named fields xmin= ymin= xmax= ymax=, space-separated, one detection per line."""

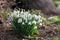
xmin=9 ymin=9 xmax=42 ymax=37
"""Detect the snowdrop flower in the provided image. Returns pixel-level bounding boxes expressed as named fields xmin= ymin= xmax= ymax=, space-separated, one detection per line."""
xmin=25 ymin=12 xmax=29 ymax=15
xmin=28 ymin=22 xmax=31 ymax=25
xmin=32 ymin=20 xmax=36 ymax=24
xmin=22 ymin=22 xmax=25 ymax=25
xmin=21 ymin=9 xmax=24 ymax=13
xmin=28 ymin=16 xmax=32 ymax=20
xmin=15 ymin=14 xmax=20 ymax=18
xmin=28 ymin=35 xmax=31 ymax=38
xmin=13 ymin=10 xmax=17 ymax=14
xmin=18 ymin=18 xmax=22 ymax=23
xmin=11 ymin=10 xmax=20 ymax=18
xmin=22 ymin=39 xmax=25 ymax=40
xmin=17 ymin=10 xmax=20 ymax=14
xmin=39 ymin=23 xmax=42 ymax=26
xmin=34 ymin=26 xmax=37 ymax=29
xmin=32 ymin=14 xmax=38 ymax=20
xmin=37 ymin=19 xmax=42 ymax=23
xmin=32 ymin=14 xmax=36 ymax=17
xmin=35 ymin=15 xmax=40 ymax=20
xmin=38 ymin=15 xmax=41 ymax=18
xmin=28 ymin=13 xmax=31 ymax=16
xmin=25 ymin=19 xmax=28 ymax=23
xmin=35 ymin=15 xmax=38 ymax=18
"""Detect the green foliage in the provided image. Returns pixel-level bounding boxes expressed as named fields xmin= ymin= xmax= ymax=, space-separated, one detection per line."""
xmin=48 ymin=16 xmax=60 ymax=24
xmin=41 ymin=17 xmax=47 ymax=22
xmin=54 ymin=0 xmax=60 ymax=6
xmin=2 ymin=10 xmax=9 ymax=17
xmin=51 ymin=37 xmax=59 ymax=40
xmin=46 ymin=37 xmax=60 ymax=40
xmin=55 ymin=1 xmax=60 ymax=5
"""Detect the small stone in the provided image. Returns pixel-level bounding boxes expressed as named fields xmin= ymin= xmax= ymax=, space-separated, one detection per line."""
xmin=0 ymin=20 xmax=2 ymax=24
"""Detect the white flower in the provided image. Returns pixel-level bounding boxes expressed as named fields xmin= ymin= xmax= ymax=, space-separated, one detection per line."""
xmin=13 ymin=10 xmax=17 ymax=14
xmin=11 ymin=10 xmax=20 ymax=18
xmin=39 ymin=23 xmax=42 ymax=26
xmin=32 ymin=14 xmax=35 ymax=18
xmin=32 ymin=14 xmax=39 ymax=20
xmin=16 ymin=14 xmax=20 ymax=18
xmin=38 ymin=15 xmax=41 ymax=18
xmin=27 ymin=13 xmax=32 ymax=20
xmin=34 ymin=26 xmax=37 ymax=29
xmin=35 ymin=15 xmax=40 ymax=20
xmin=34 ymin=14 xmax=37 ymax=18
xmin=22 ymin=39 xmax=25 ymax=40
xmin=17 ymin=10 xmax=20 ymax=14
xmin=37 ymin=19 xmax=42 ymax=23
xmin=28 ymin=22 xmax=31 ymax=25
xmin=28 ymin=13 xmax=31 ymax=16
xmin=28 ymin=16 xmax=32 ymax=20
xmin=24 ymin=12 xmax=29 ymax=15
xmin=32 ymin=20 xmax=36 ymax=24
xmin=28 ymin=35 xmax=31 ymax=38
xmin=21 ymin=9 xmax=24 ymax=13
xmin=25 ymin=19 xmax=28 ymax=23
xmin=22 ymin=15 xmax=26 ymax=20
xmin=18 ymin=18 xmax=22 ymax=23
xmin=22 ymin=22 xmax=25 ymax=25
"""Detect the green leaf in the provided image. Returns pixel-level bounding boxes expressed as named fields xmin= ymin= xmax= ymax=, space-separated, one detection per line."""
xmin=51 ymin=37 xmax=59 ymax=40
xmin=48 ymin=16 xmax=60 ymax=24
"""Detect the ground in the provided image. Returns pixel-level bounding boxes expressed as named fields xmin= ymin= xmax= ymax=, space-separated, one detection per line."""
xmin=0 ymin=0 xmax=60 ymax=40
